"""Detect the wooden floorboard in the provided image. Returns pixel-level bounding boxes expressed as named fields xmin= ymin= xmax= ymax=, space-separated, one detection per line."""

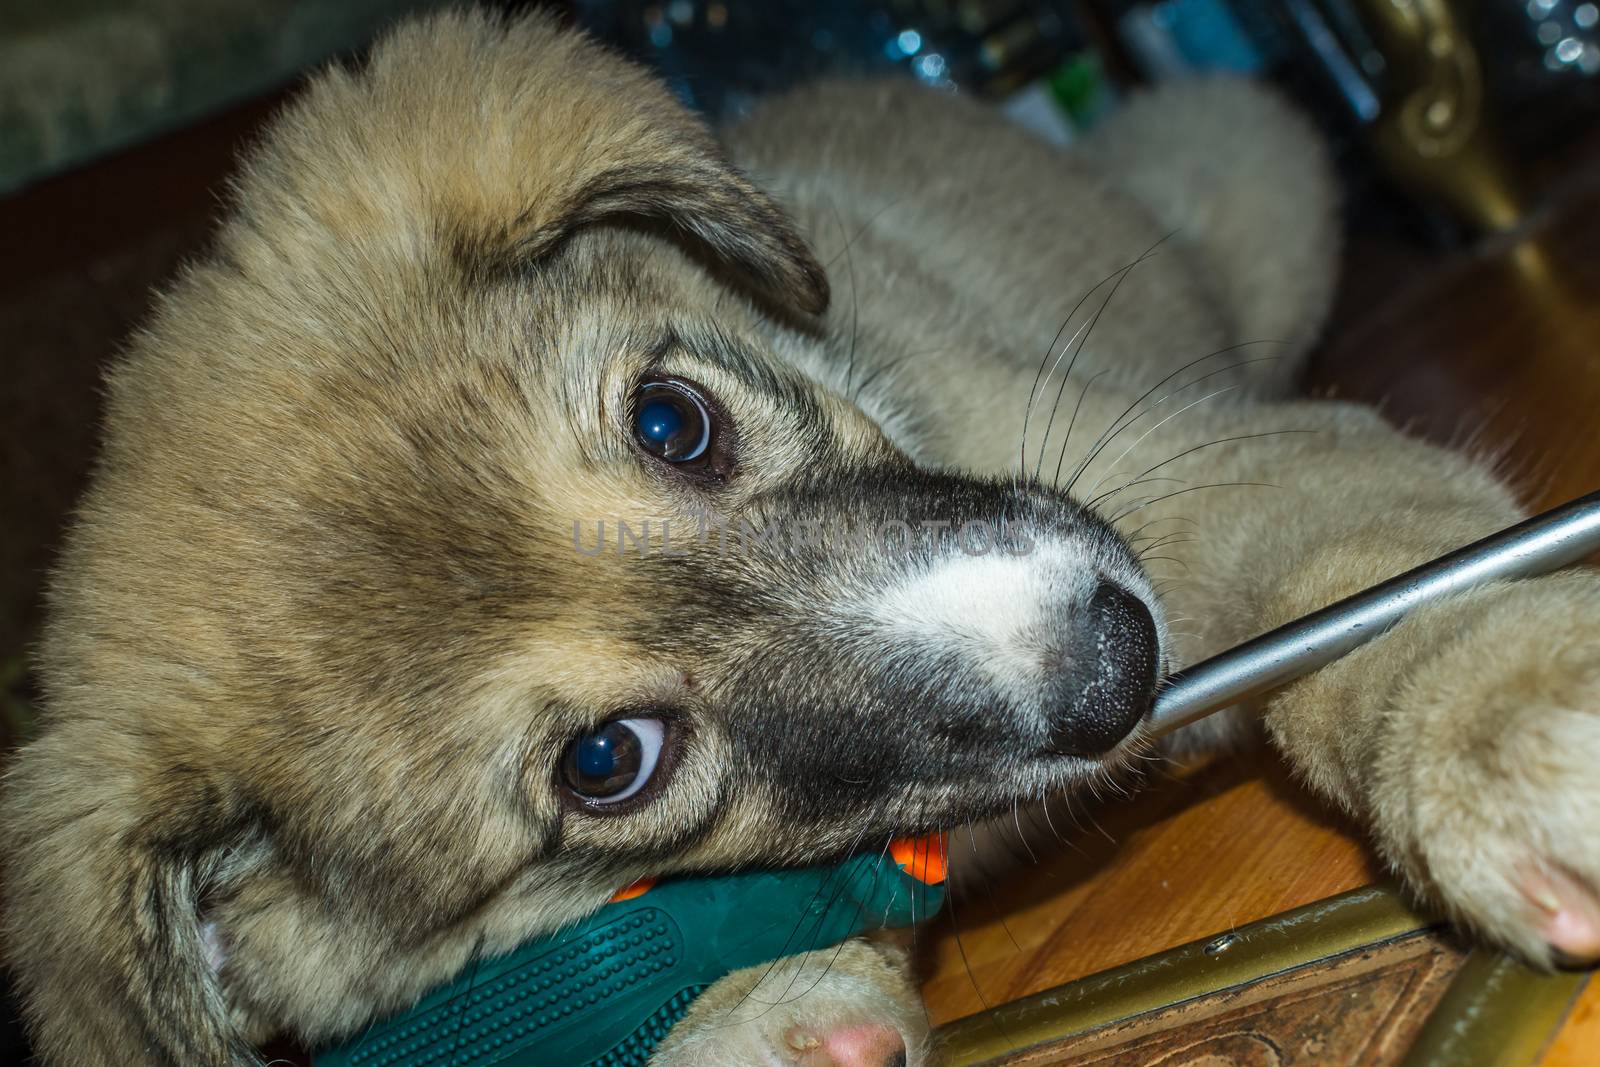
xmin=919 ymin=754 xmax=1380 ymax=1023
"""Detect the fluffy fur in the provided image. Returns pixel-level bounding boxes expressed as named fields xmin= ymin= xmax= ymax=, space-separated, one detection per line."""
xmin=4 ymin=10 xmax=1597 ymax=1067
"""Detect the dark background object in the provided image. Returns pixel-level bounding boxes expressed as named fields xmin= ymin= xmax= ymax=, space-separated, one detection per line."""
xmin=573 ymin=0 xmax=1599 ymax=241
xmin=0 ymin=0 xmax=461 ymax=194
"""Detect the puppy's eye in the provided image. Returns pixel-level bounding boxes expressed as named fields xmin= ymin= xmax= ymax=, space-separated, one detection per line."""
xmin=634 ymin=381 xmax=711 ymax=463
xmin=561 ymin=718 xmax=665 ymax=805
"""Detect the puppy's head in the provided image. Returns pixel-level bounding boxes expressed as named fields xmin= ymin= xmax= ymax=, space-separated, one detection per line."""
xmin=2 ymin=9 xmax=1162 ymax=1059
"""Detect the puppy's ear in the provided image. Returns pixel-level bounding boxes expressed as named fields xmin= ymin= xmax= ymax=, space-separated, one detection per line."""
xmin=240 ymin=9 xmax=829 ymax=316
xmin=511 ymin=136 xmax=832 ymax=317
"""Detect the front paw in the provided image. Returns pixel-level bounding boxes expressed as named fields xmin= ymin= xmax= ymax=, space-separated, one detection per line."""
xmin=650 ymin=937 xmax=927 ymax=1066
xmin=1375 ymin=572 xmax=1600 ymax=967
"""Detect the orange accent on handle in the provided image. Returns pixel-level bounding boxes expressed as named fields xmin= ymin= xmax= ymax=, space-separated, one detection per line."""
xmin=609 ymin=877 xmax=656 ymax=902
xmin=890 ymin=834 xmax=948 ymax=885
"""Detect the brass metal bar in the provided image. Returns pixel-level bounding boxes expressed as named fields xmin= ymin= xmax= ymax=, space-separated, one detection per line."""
xmin=1398 ymin=953 xmax=1590 ymax=1067
xmin=935 ymin=884 xmax=1432 ymax=1065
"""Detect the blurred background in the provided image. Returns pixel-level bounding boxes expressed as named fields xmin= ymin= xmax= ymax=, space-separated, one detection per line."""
xmin=2 ymin=1 xmax=1599 ymax=1060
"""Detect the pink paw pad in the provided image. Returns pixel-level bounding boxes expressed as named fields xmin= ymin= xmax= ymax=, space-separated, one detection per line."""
xmin=1521 ymin=865 xmax=1600 ymax=965
xmin=785 ymin=1022 xmax=906 ymax=1066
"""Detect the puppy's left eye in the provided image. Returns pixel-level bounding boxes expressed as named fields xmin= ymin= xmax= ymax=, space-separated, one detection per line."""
xmin=561 ymin=718 xmax=666 ymax=805
xmin=634 ymin=380 xmax=711 ymax=463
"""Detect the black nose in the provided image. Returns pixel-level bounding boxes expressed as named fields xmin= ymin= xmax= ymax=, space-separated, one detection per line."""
xmin=1044 ymin=582 xmax=1159 ymax=756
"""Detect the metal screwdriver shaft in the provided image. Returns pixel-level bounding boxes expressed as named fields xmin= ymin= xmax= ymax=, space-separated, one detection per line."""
xmin=1149 ymin=490 xmax=1600 ymax=738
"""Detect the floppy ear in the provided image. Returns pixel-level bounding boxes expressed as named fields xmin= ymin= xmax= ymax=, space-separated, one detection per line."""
xmin=239 ymin=9 xmax=829 ymax=317
xmin=512 ymin=142 xmax=832 ymax=317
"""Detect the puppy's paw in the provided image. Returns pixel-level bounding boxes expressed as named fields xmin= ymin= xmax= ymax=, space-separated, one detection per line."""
xmin=1376 ymin=572 xmax=1600 ymax=968
xmin=650 ymin=937 xmax=927 ymax=1066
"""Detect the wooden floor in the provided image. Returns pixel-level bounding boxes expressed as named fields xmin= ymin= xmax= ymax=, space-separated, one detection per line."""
xmin=3 ymin=83 xmax=1598 ymax=1062
xmin=917 ymin=134 xmax=1600 ymax=1050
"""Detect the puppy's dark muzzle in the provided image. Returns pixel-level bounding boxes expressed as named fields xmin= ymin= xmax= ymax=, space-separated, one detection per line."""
xmin=1044 ymin=582 xmax=1159 ymax=756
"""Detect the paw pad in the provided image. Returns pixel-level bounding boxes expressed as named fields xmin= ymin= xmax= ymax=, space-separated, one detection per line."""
xmin=1522 ymin=865 xmax=1600 ymax=965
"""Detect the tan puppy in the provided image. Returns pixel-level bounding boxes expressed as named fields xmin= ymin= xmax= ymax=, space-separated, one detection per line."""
xmin=5 ymin=10 xmax=1597 ymax=1066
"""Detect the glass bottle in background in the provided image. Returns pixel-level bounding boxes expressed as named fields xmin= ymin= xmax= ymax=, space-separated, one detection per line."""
xmin=575 ymin=0 xmax=1122 ymax=143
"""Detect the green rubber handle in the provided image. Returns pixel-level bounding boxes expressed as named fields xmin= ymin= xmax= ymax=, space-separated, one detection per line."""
xmin=316 ymin=849 xmax=945 ymax=1067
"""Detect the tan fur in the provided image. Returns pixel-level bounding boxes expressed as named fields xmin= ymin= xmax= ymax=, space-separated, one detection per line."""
xmin=5 ymin=9 xmax=1597 ymax=1067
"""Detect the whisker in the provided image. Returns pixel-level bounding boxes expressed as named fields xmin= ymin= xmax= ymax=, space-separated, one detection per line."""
xmin=1136 ymin=533 xmax=1198 ymax=558
xmin=826 ymin=203 xmax=863 ymax=398
xmin=1020 ymin=235 xmax=1173 ymax=474
xmin=822 ymin=197 xmax=902 ymax=271
xmin=718 ymin=818 xmax=873 ymax=1022
xmin=767 ymin=836 xmax=893 ymax=1011
xmin=1124 ymin=515 xmax=1199 ymax=544
xmin=1078 ymin=385 xmax=1246 ymax=502
xmin=1022 ymin=288 xmax=1119 ymax=474
xmin=1086 ymin=429 xmax=1316 ymax=512
xmin=942 ymin=850 xmax=1015 ymax=1047
xmin=1128 ymin=527 xmax=1196 ymax=549
xmin=1036 ymin=795 xmax=1067 ymax=848
xmin=1011 ymin=798 xmax=1039 ymax=866
xmin=1062 ymin=346 xmax=1285 ymax=497
xmin=1047 ymin=368 xmax=1111 ymax=489
xmin=1032 ymin=236 xmax=1179 ymax=482
xmin=1110 ymin=481 xmax=1280 ymax=525
xmin=952 ymin=822 xmax=1025 ymax=954
xmin=1098 ymin=475 xmax=1192 ymax=511
xmin=1032 ymin=275 xmax=1133 ymax=482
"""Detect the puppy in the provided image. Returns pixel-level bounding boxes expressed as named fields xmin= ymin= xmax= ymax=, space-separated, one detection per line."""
xmin=5 ymin=10 xmax=1598 ymax=1066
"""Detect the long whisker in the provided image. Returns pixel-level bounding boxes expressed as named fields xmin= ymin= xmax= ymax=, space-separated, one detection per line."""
xmin=1109 ymin=480 xmax=1280 ymax=526
xmin=1047 ymin=368 xmax=1111 ymax=489
xmin=1061 ymin=345 xmax=1284 ymax=496
xmin=1077 ymin=384 xmax=1245 ymax=502
xmin=1021 ymin=273 xmax=1128 ymax=475
xmin=952 ymin=821 xmax=1025 ymax=953
xmin=1086 ymin=429 xmax=1316 ymax=512
xmin=942 ymin=845 xmax=1017 ymax=1048
xmin=1020 ymin=235 xmax=1173 ymax=474
xmin=1136 ymin=532 xmax=1198 ymax=557
xmin=822 ymin=197 xmax=902 ymax=271
xmin=1123 ymin=514 xmax=1199 ymax=543
xmin=827 ymin=203 xmax=863 ymax=398
xmin=768 ymin=837 xmax=894 ymax=1011
xmin=1114 ymin=479 xmax=1192 ymax=516
xmin=1136 ymin=536 xmax=1198 ymax=561
xmin=1011 ymin=797 xmax=1039 ymax=866
xmin=1026 ymin=314 xmax=1099 ymax=479
xmin=1031 ymin=238 xmax=1175 ymax=482
xmin=718 ymin=817 xmax=873 ymax=1022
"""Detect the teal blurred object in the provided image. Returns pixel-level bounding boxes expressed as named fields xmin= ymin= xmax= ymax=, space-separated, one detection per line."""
xmin=315 ymin=846 xmax=946 ymax=1067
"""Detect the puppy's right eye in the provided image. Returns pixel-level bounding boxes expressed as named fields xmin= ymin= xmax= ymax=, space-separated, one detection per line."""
xmin=633 ymin=380 xmax=711 ymax=463
xmin=561 ymin=718 xmax=666 ymax=805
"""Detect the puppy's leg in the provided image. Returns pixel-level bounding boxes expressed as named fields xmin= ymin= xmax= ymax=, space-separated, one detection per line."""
xmin=2 ymin=730 xmax=252 ymax=1066
xmin=1268 ymin=570 xmax=1600 ymax=964
xmin=1109 ymin=398 xmax=1600 ymax=967
xmin=652 ymin=935 xmax=925 ymax=1067
xmin=1079 ymin=77 xmax=1341 ymax=380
